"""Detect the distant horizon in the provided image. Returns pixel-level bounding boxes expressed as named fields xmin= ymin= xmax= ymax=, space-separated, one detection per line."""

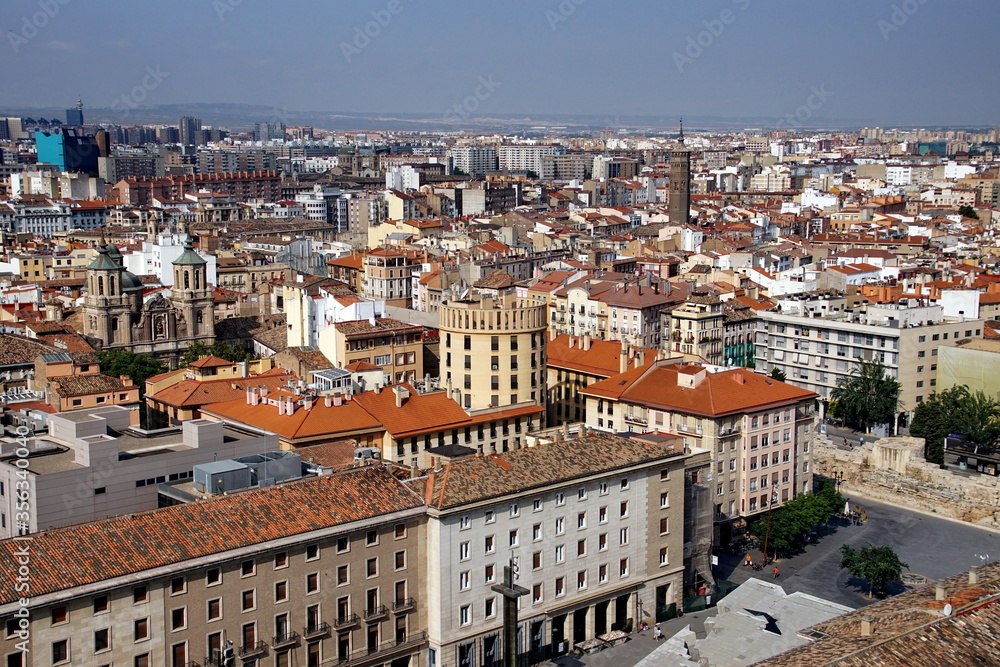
xmin=0 ymin=102 xmax=994 ymax=136
xmin=2 ymin=1 xmax=998 ymax=128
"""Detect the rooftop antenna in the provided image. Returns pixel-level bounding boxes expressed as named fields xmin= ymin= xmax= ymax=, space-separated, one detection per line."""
xmin=678 ymin=118 xmax=685 ymax=145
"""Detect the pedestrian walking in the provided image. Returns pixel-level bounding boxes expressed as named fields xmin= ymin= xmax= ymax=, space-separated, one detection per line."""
xmin=843 ymin=438 xmax=847 ymax=447
xmin=653 ymin=625 xmax=663 ymax=641
xmin=859 ymin=437 xmax=864 ymax=446
xmin=773 ymin=567 xmax=780 ymax=579
xmin=745 ymin=554 xmax=752 ymax=567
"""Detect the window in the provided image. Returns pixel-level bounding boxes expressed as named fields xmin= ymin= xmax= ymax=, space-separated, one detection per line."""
xmin=659 ymin=517 xmax=669 ymax=535
xmin=620 ymin=558 xmax=629 ymax=577
xmin=366 ymin=530 xmax=379 ymax=546
xmin=532 ymin=584 xmax=543 ymax=604
xmin=532 ymin=498 xmax=542 ymax=512
xmin=241 ymin=590 xmax=255 ymax=612
xmin=555 ymin=492 xmax=565 ymax=505
xmin=509 ymin=503 xmax=519 ymax=518
xmin=207 ymin=598 xmax=222 ymax=620
xmin=395 ymin=550 xmax=406 ymax=570
xmin=619 ymin=527 xmax=629 ymax=545
xmin=578 ymin=488 xmax=587 ymax=501
xmin=241 ymin=559 xmax=256 ymax=577
xmin=366 ymin=558 xmax=378 ymax=578
xmin=620 ymin=478 xmax=629 ymax=490
xmin=485 ymin=535 xmax=495 ymax=553
xmin=206 ymin=567 xmax=222 ymax=586
xmin=509 ymin=529 xmax=519 ymax=547
xmin=460 ymin=541 xmax=470 ymax=560
xmin=485 ymin=510 xmax=495 ymax=523
xmin=577 ymin=512 xmax=586 ymax=529
xmin=660 ymin=492 xmax=669 ymax=508
xmin=459 ymin=515 xmax=470 ymax=530
xmin=134 ymin=618 xmax=149 ymax=641
xmin=135 ymin=654 xmax=149 ymax=667
xmin=52 ymin=639 xmax=69 ymax=664
xmin=532 ymin=524 xmax=541 ymax=541
xmin=599 ymin=533 xmax=608 ymax=551
xmin=337 ymin=565 xmax=349 ymax=585
xmin=485 ymin=564 xmax=496 ymax=583
xmin=555 ymin=545 xmax=565 ymax=563
xmin=460 ymin=571 xmax=470 ymax=590
xmin=577 ymin=539 xmax=586 ymax=557
xmin=485 ymin=597 xmax=497 ymax=618
xmin=93 ymin=595 xmax=109 ymax=614
xmin=266 ymin=577 xmax=286 ymax=604
xmin=306 ymin=543 xmax=319 ymax=560
xmin=306 ymin=572 xmax=319 ymax=593
xmin=659 ymin=547 xmax=669 ymax=566
xmin=555 ymin=576 xmax=566 ymax=596
xmin=620 ymin=501 xmax=629 ymax=518
xmin=170 ymin=577 xmax=186 ymax=595
xmin=577 ymin=571 xmax=587 ymax=590
xmin=599 ymin=507 xmax=608 ymax=523
xmin=336 ymin=537 xmax=349 ymax=553
xmin=394 ymin=523 xmax=407 ymax=539
xmin=170 ymin=607 xmax=187 ymax=630
xmin=599 ymin=482 xmax=609 ymax=495
xmin=51 ymin=606 xmax=67 ymax=624
xmin=460 ymin=605 xmax=471 ymax=626
xmin=94 ymin=628 xmax=112 ymax=653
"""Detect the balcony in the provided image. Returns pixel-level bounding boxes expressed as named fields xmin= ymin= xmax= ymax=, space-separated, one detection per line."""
xmin=364 ymin=605 xmax=388 ymax=621
xmin=320 ymin=631 xmax=427 ymax=667
xmin=303 ymin=622 xmax=331 ymax=640
xmin=334 ymin=613 xmax=360 ymax=630
xmin=624 ymin=413 xmax=648 ymax=426
xmin=272 ymin=630 xmax=300 ymax=649
xmin=392 ymin=597 xmax=415 ymax=613
xmin=718 ymin=425 xmax=741 ymax=437
xmin=239 ymin=641 xmax=267 ymax=659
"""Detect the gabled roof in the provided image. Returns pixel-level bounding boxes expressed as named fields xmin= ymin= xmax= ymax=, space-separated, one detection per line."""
xmin=351 ymin=384 xmax=471 ymax=438
xmin=584 ymin=361 xmax=816 ymax=417
xmin=546 ymin=334 xmax=654 ymax=377
xmin=0 ymin=467 xmax=423 ymax=605
xmin=149 ymin=372 xmax=295 ymax=409
xmin=201 ymin=394 xmax=382 ymax=442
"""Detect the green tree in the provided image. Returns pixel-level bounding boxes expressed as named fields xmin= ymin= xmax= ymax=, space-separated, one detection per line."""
xmin=830 ymin=360 xmax=900 ymax=432
xmin=910 ymin=385 xmax=1000 ymax=464
xmin=769 ymin=367 xmax=787 ymax=382
xmin=95 ymin=349 xmax=168 ymax=395
xmin=451 ymin=168 xmax=469 ymax=177
xmin=748 ymin=481 xmax=844 ymax=553
xmin=839 ymin=544 xmax=908 ymax=597
xmin=958 ymin=205 xmax=979 ymax=220
xmin=182 ymin=341 xmax=257 ymax=366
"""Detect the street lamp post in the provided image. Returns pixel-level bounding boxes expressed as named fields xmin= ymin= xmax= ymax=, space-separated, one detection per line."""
xmin=762 ymin=485 xmax=780 ymax=564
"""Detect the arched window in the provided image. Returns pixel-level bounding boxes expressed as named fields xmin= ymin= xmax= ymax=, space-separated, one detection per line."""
xmin=109 ymin=276 xmax=115 ymax=295
xmin=97 ymin=276 xmax=104 ymax=296
xmin=194 ymin=271 xmax=200 ymax=290
xmin=184 ymin=271 xmax=190 ymax=290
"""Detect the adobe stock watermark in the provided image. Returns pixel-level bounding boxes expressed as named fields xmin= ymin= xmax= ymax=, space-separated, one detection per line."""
xmin=774 ymin=85 xmax=833 ymax=130
xmin=110 ymin=65 xmax=170 ymax=119
xmin=8 ymin=0 xmax=72 ymax=54
xmin=877 ymin=0 xmax=928 ymax=41
xmin=673 ymin=0 xmax=751 ymax=73
xmin=340 ymin=0 xmax=404 ymax=64
xmin=546 ymin=0 xmax=586 ymax=31
xmin=10 ymin=425 xmax=33 ymax=658
xmin=443 ymin=75 xmax=502 ymax=124
xmin=212 ymin=0 xmax=242 ymax=21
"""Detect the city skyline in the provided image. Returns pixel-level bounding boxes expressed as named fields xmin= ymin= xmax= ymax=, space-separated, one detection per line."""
xmin=2 ymin=0 xmax=999 ymax=127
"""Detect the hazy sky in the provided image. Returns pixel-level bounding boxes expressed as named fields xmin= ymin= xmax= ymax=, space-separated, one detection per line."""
xmin=2 ymin=0 xmax=998 ymax=126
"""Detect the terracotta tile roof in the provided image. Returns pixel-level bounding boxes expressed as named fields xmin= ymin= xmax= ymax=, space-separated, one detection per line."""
xmin=149 ymin=371 xmax=296 ymax=409
xmin=202 ymin=395 xmax=382 ymax=442
xmin=422 ymin=433 xmax=686 ymax=509
xmin=296 ymin=440 xmax=363 ymax=469
xmin=754 ymin=561 xmax=1000 ymax=667
xmin=546 ymin=334 xmax=655 ymax=377
xmin=334 ymin=318 xmax=422 ymax=338
xmin=344 ymin=360 xmax=381 ymax=372
xmin=52 ymin=374 xmax=135 ymax=398
xmin=584 ymin=362 xmax=816 ymax=417
xmin=351 ymin=384 xmax=472 ymax=438
xmin=473 ymin=269 xmax=517 ymax=290
xmin=0 ymin=335 xmax=59 ymax=367
xmin=0 ymin=467 xmax=423 ymax=605
xmin=188 ymin=355 xmax=233 ymax=369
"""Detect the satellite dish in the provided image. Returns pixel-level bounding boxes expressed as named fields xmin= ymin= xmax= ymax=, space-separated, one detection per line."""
xmin=943 ymin=603 xmax=953 ymax=616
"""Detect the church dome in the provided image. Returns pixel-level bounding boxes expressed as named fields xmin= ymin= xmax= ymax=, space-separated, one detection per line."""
xmin=120 ymin=270 xmax=144 ymax=292
xmin=173 ymin=238 xmax=207 ymax=266
xmin=106 ymin=243 xmax=123 ymax=262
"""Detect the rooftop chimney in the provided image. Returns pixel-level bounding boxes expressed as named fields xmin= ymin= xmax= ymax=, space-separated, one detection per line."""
xmin=246 ymin=386 xmax=259 ymax=406
xmin=286 ymin=396 xmax=297 ymax=415
xmin=324 ymin=394 xmax=333 ymax=408
xmin=394 ymin=385 xmax=410 ymax=408
xmin=935 ymin=584 xmax=947 ymax=601
xmin=860 ymin=617 xmax=874 ymax=637
xmin=969 ymin=567 xmax=979 ymax=585
xmin=583 ymin=333 xmax=592 ymax=351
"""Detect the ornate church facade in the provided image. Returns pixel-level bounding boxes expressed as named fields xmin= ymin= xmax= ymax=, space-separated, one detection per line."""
xmin=82 ymin=239 xmax=215 ymax=366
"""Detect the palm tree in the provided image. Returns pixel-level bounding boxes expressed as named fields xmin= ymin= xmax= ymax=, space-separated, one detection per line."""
xmin=830 ymin=360 xmax=900 ymax=433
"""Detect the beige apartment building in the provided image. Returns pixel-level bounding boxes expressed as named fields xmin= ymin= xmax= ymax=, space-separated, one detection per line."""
xmin=0 ymin=466 xmax=426 ymax=667
xmin=582 ymin=359 xmax=818 ymax=542
xmin=438 ymin=294 xmax=547 ymax=411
